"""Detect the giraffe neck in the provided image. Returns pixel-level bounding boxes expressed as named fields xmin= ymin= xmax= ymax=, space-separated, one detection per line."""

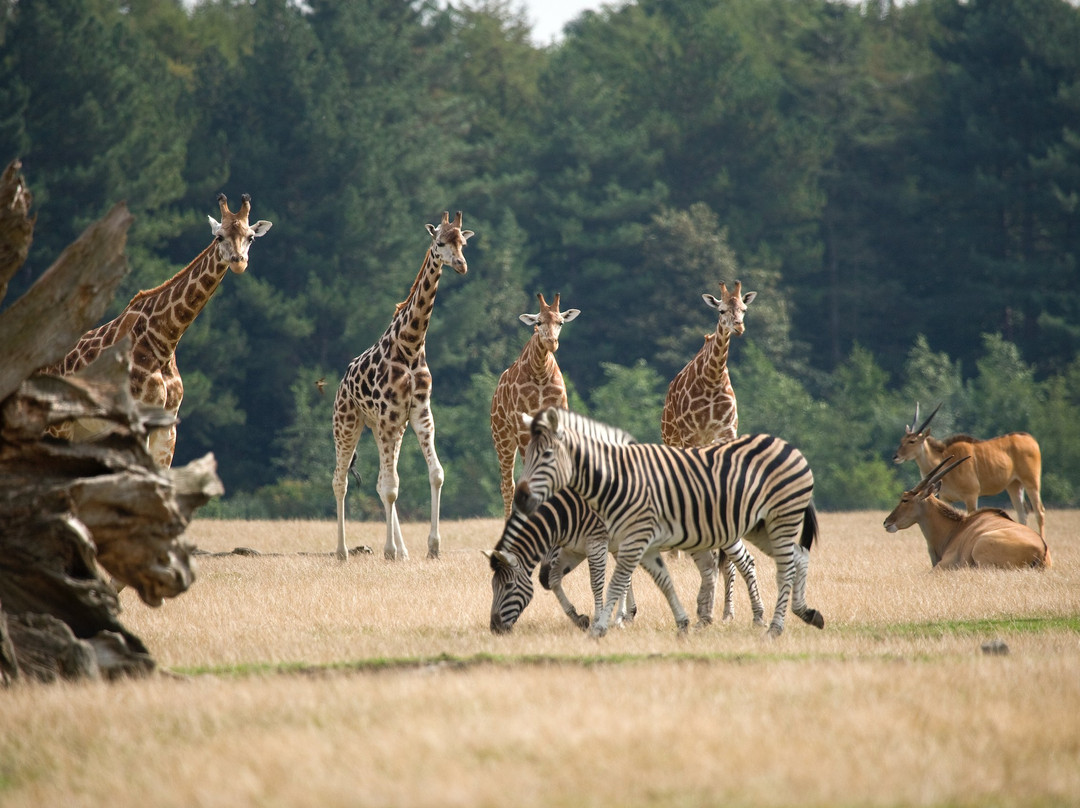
xmin=699 ymin=329 xmax=733 ymax=385
xmin=519 ymin=333 xmax=558 ymax=381
xmin=132 ymin=241 xmax=229 ymax=357
xmin=387 ymin=248 xmax=442 ymax=362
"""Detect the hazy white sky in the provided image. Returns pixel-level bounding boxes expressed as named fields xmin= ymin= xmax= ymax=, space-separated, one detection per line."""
xmin=518 ymin=0 xmax=605 ymax=44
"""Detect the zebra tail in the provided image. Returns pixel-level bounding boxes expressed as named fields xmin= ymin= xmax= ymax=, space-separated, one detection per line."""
xmin=800 ymin=503 xmax=818 ymax=551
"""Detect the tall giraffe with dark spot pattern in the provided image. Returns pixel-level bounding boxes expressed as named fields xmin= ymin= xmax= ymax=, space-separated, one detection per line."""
xmin=331 ymin=211 xmax=473 ymax=561
xmin=42 ymin=193 xmax=272 ymax=468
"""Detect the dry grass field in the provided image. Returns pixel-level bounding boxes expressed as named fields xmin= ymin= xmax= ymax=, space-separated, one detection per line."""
xmin=2 ymin=510 xmax=1079 ymax=808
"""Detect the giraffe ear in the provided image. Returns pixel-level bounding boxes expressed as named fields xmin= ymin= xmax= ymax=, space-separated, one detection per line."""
xmin=461 ymin=229 xmax=475 ymax=241
xmin=702 ymin=293 xmax=722 ymax=310
xmin=426 ymin=223 xmax=438 ymax=237
xmin=251 ymin=220 xmax=273 ymax=237
xmin=743 ymin=291 xmax=758 ymax=305
xmin=208 ymin=215 xmax=223 ymax=236
xmin=561 ymin=308 xmax=581 ymax=323
xmin=519 ymin=313 xmax=540 ymax=327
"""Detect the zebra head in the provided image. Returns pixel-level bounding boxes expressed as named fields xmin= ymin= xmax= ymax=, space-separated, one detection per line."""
xmin=514 ymin=407 xmax=574 ymax=516
xmin=486 ymin=549 xmax=534 ymax=633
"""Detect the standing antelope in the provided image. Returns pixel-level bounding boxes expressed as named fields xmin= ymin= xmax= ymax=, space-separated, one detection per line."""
xmin=892 ymin=403 xmax=1045 ymax=538
xmin=883 ymin=456 xmax=1051 ymax=569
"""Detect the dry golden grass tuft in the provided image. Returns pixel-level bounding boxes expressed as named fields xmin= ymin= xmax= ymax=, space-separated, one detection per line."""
xmin=2 ymin=511 xmax=1078 ymax=807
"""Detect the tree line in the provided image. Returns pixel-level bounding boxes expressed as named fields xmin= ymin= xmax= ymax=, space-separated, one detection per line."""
xmin=2 ymin=0 xmax=1079 ymax=519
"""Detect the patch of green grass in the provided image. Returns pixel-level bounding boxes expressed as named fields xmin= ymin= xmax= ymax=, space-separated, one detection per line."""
xmin=859 ymin=614 xmax=1080 ymax=639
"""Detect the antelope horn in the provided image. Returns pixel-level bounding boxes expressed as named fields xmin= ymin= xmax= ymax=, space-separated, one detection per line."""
xmin=915 ymin=402 xmax=941 ymax=434
xmin=917 ymin=454 xmax=970 ymax=492
xmin=453 ymin=210 xmax=463 ymax=228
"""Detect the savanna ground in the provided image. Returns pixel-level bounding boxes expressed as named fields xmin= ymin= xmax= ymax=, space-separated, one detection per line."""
xmin=2 ymin=510 xmax=1078 ymax=808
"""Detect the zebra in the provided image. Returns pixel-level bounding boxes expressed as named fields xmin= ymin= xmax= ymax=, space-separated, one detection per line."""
xmin=514 ymin=407 xmax=825 ymax=638
xmin=488 ymin=489 xmax=734 ymax=633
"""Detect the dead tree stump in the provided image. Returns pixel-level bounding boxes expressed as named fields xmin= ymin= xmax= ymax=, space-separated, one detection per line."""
xmin=0 ymin=159 xmax=221 ymax=683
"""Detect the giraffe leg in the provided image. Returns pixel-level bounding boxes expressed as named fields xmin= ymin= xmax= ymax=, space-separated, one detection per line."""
xmin=332 ymin=423 xmax=363 ymax=561
xmin=147 ymin=423 xmax=176 ymax=469
xmin=410 ymin=406 xmax=443 ymax=560
xmin=375 ymin=432 xmax=407 ymax=561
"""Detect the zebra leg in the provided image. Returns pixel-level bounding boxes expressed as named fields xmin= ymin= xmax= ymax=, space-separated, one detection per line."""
xmin=724 ymin=540 xmax=766 ymax=627
xmin=638 ymin=551 xmax=691 ymax=633
xmin=690 ymin=550 xmax=719 ymax=628
xmin=591 ymin=537 xmax=649 ymax=638
xmin=585 ymin=533 xmax=609 ymax=628
xmin=545 ymin=548 xmax=590 ymax=631
xmin=790 ymin=544 xmax=824 ymax=630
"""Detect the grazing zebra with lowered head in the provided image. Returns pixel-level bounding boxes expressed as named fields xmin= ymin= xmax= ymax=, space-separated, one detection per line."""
xmin=488 ymin=489 xmax=733 ymax=633
xmin=514 ymin=407 xmax=824 ymax=638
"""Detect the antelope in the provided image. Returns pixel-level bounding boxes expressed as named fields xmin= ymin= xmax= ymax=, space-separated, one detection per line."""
xmin=892 ymin=403 xmax=1045 ymax=538
xmin=883 ymin=456 xmax=1051 ymax=570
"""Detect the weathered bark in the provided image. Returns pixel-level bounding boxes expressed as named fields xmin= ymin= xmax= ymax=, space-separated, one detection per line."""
xmin=0 ymin=164 xmax=219 ymax=683
xmin=0 ymin=159 xmax=35 ymax=304
xmin=0 ymin=193 xmax=131 ymax=403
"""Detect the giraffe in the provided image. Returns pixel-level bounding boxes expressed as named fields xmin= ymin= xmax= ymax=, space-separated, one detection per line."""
xmin=661 ymin=280 xmax=756 ymax=449
xmin=332 ymin=210 xmax=473 ymax=562
xmin=41 ymin=193 xmax=272 ymax=468
xmin=490 ymin=292 xmax=580 ymax=519
xmin=659 ymin=280 xmax=756 ymax=615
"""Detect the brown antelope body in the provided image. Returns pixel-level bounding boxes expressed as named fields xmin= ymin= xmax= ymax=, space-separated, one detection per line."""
xmin=892 ymin=403 xmax=1045 ymax=538
xmin=883 ymin=456 xmax=1051 ymax=570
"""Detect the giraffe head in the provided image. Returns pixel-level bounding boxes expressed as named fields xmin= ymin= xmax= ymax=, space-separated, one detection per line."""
xmin=425 ymin=210 xmax=473 ymax=275
xmin=207 ymin=193 xmax=273 ymax=274
xmin=702 ymin=280 xmax=757 ymax=336
xmin=519 ymin=292 xmax=580 ymax=353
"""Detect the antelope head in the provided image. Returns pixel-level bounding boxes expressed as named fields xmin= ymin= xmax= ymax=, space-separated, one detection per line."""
xmin=519 ymin=292 xmax=581 ymax=353
xmin=883 ymin=455 xmax=970 ymax=532
xmin=892 ymin=401 xmax=941 ymax=464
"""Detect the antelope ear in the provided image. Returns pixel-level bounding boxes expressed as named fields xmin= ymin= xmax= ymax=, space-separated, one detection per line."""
xmin=702 ymin=293 xmax=722 ymax=310
xmin=519 ymin=313 xmax=540 ymax=327
xmin=561 ymin=308 xmax=581 ymax=322
xmin=928 ymin=481 xmax=943 ymax=497
xmin=208 ymin=216 xmax=223 ymax=236
xmin=251 ymin=220 xmax=273 ymax=237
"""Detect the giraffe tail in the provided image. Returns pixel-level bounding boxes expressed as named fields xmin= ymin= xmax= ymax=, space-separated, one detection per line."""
xmin=349 ymin=451 xmax=362 ymax=485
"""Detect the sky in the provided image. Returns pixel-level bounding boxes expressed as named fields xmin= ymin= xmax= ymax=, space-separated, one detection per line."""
xmin=518 ymin=0 xmax=606 ymax=44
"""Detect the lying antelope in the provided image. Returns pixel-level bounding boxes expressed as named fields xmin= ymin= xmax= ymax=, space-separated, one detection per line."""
xmin=892 ymin=403 xmax=1045 ymax=537
xmin=883 ymin=456 xmax=1051 ymax=570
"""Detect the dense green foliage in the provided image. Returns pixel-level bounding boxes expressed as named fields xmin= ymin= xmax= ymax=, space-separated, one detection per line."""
xmin=2 ymin=0 xmax=1079 ymax=518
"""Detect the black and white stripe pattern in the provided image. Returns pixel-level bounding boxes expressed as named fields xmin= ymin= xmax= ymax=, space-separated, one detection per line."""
xmin=514 ymin=407 xmax=824 ymax=637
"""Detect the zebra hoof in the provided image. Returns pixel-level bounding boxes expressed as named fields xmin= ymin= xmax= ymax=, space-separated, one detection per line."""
xmin=574 ymin=614 xmax=590 ymax=632
xmin=752 ymin=615 xmax=767 ymax=628
xmin=588 ymin=625 xmax=607 ymax=640
xmin=801 ymin=609 xmax=825 ymax=629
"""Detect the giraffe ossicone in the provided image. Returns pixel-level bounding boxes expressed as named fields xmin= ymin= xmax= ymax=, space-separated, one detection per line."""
xmin=490 ymin=292 xmax=580 ymax=519
xmin=42 ymin=193 xmax=272 ymax=468
xmin=332 ymin=210 xmax=473 ymax=561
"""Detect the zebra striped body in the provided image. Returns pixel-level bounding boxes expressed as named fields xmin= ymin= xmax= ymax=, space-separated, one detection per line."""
xmin=514 ymin=407 xmax=824 ymax=638
xmin=488 ymin=489 xmax=730 ymax=633
xmin=488 ymin=489 xmax=622 ymax=633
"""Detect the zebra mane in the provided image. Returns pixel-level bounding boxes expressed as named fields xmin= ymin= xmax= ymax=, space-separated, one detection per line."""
xmin=535 ymin=407 xmax=637 ymax=445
